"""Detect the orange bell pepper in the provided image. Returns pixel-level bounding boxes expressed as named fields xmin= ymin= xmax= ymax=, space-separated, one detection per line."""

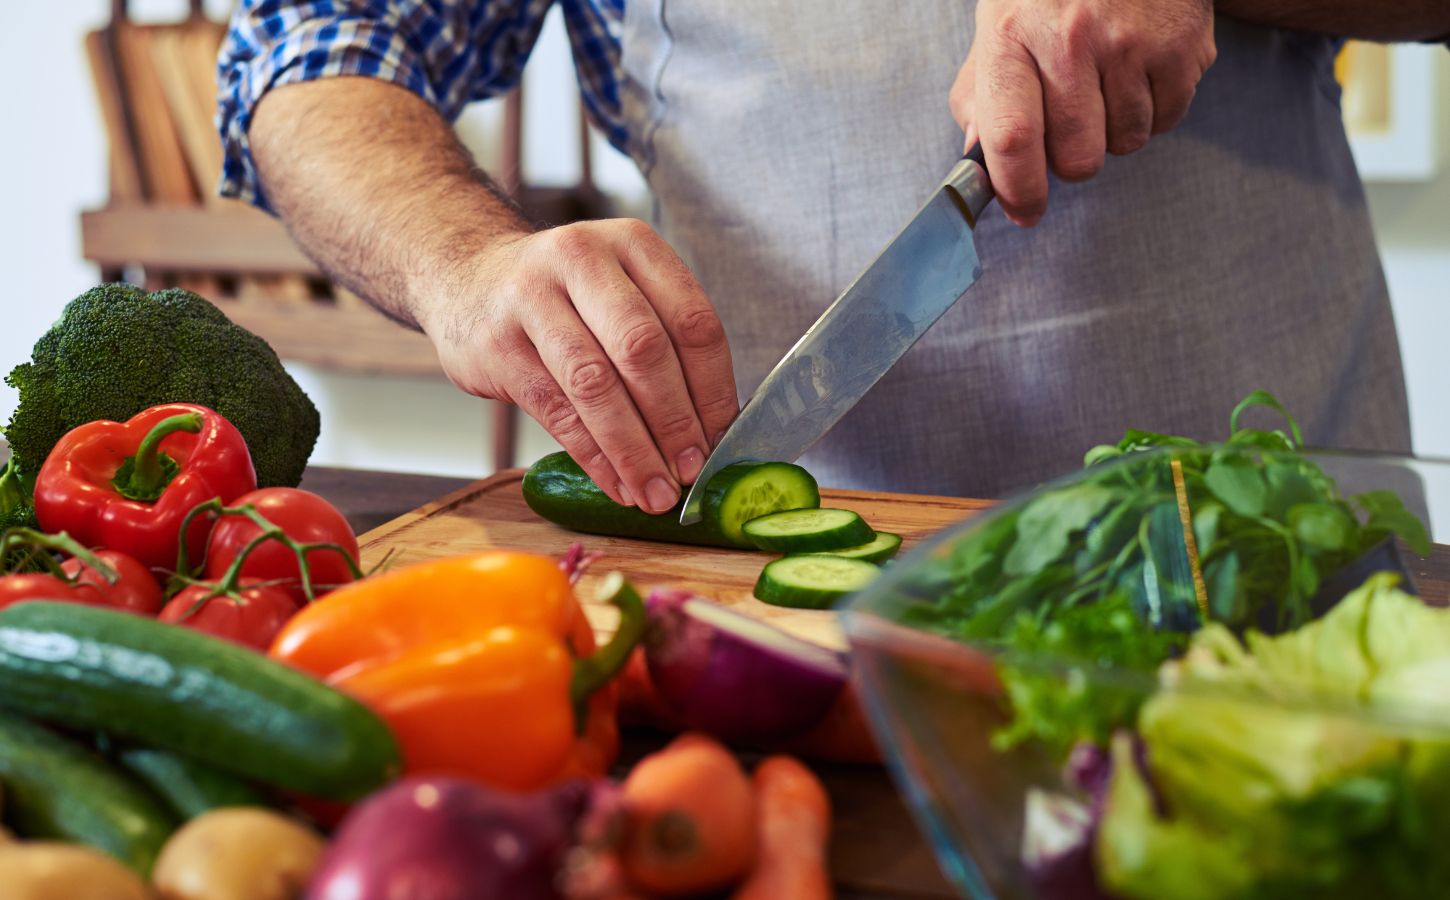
xmin=269 ymin=551 xmax=645 ymax=791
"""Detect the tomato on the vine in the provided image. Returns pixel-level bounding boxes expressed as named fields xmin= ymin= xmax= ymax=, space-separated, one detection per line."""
xmin=159 ymin=580 xmax=300 ymax=650
xmin=0 ymin=573 xmax=108 ymax=611
xmin=61 ymin=549 xmax=163 ymax=615
xmin=203 ymin=488 xmax=359 ymax=603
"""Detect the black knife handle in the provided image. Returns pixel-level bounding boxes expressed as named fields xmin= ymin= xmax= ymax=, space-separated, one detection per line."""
xmin=966 ymin=142 xmax=986 ymax=172
xmin=944 ymin=143 xmax=995 ymax=226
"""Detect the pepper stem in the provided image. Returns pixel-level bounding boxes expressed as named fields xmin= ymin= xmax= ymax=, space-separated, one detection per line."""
xmin=112 ymin=413 xmax=203 ymax=502
xmin=570 ymin=572 xmax=648 ymax=723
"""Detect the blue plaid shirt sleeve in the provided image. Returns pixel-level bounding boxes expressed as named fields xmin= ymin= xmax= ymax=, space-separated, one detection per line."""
xmin=217 ymin=0 xmax=625 ymax=212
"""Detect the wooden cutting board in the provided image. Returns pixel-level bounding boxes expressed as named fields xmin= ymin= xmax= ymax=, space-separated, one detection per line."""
xmin=358 ymin=470 xmax=992 ymax=650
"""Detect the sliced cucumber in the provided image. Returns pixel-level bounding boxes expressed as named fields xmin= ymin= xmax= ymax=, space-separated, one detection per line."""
xmin=742 ymin=508 xmax=875 ymax=553
xmin=706 ymin=462 xmax=823 ymax=547
xmin=754 ymin=555 xmax=881 ymax=609
xmin=522 ymin=452 xmax=820 ymax=549
xmin=819 ymin=531 xmax=903 ymax=563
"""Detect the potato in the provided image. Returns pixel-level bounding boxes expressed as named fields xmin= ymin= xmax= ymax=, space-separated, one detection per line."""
xmin=152 ymin=808 xmax=324 ymax=900
xmin=0 ymin=841 xmax=152 ymax=899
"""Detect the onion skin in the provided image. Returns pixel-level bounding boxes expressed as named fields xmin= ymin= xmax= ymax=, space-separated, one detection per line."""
xmin=643 ymin=590 xmax=849 ymax=745
xmin=305 ymin=778 xmax=605 ymax=900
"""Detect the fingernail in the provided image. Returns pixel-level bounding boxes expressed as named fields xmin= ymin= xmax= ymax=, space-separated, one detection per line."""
xmin=645 ymin=477 xmax=679 ymax=513
xmin=677 ymin=446 xmax=706 ymax=484
xmin=616 ymin=482 xmax=635 ymax=506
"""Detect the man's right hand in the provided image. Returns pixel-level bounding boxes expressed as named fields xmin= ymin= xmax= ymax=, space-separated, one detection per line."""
xmin=422 ymin=219 xmax=740 ymax=514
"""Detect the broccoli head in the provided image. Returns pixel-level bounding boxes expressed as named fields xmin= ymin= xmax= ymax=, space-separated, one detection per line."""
xmin=4 ymin=283 xmax=320 ymax=488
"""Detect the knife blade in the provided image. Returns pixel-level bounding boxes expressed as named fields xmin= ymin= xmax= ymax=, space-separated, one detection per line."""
xmin=679 ymin=147 xmax=996 ymax=525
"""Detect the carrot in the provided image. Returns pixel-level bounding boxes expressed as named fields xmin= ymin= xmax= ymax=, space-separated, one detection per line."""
xmin=731 ymin=755 xmax=833 ymax=900
xmin=621 ymin=732 xmax=756 ymax=896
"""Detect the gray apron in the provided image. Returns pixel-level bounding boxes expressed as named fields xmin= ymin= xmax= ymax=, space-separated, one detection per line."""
xmin=616 ymin=2 xmax=1412 ymax=498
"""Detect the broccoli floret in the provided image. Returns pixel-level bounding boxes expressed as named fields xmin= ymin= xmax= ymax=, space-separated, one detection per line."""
xmin=4 ymin=283 xmax=320 ymax=488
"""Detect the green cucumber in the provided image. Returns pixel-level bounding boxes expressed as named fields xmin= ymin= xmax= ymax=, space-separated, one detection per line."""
xmin=818 ymin=531 xmax=903 ymax=563
xmin=753 ymin=555 xmax=881 ymax=609
xmin=0 ymin=602 xmax=399 ymax=801
xmin=0 ymin=709 xmax=175 ymax=875
xmin=742 ymin=508 xmax=875 ymax=553
xmin=522 ymin=451 xmax=820 ymax=548
xmin=114 ymin=747 xmax=266 ymax=819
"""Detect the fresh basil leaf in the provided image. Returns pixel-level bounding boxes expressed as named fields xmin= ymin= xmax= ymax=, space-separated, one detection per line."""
xmin=1264 ymin=460 xmax=1329 ymax=520
xmin=1289 ymin=502 xmax=1354 ymax=552
xmin=1193 ymin=501 xmax=1224 ymax=555
xmin=1084 ymin=444 xmax=1124 ymax=467
xmin=1204 ymin=550 xmax=1242 ymax=623
xmin=1082 ymin=499 xmax=1145 ymax=572
xmin=1004 ymin=482 xmax=1117 ymax=577
xmin=1355 ymin=490 xmax=1432 ymax=557
xmin=1205 ymin=456 xmax=1267 ymax=517
xmin=1229 ymin=389 xmax=1304 ymax=447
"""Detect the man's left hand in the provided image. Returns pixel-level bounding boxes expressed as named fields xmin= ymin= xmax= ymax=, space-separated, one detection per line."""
xmin=950 ymin=0 xmax=1217 ymax=227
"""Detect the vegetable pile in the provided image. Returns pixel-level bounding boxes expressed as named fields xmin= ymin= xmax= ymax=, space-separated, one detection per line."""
xmin=0 ymin=281 xmax=845 ymax=899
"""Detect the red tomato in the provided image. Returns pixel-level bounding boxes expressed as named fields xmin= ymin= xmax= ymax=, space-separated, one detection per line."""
xmin=0 ymin=573 xmax=108 ymax=611
xmin=60 ymin=550 xmax=163 ymax=615
xmin=204 ymin=488 xmax=359 ymax=604
xmin=159 ymin=581 xmax=301 ymax=650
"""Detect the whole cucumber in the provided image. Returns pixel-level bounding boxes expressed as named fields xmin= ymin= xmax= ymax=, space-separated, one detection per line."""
xmin=522 ymin=451 xmax=820 ymax=548
xmin=0 ymin=709 xmax=175 ymax=875
xmin=0 ymin=602 xmax=399 ymax=801
xmin=113 ymin=747 xmax=266 ymax=819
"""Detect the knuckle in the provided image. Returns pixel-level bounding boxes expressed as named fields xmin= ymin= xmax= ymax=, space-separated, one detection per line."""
xmin=563 ymin=358 xmax=619 ymax=405
xmin=616 ymin=319 xmax=673 ymax=371
xmin=697 ymin=391 xmax=740 ymax=424
xmin=1108 ymin=127 xmax=1149 ymax=155
xmin=650 ymin=410 xmax=699 ymax=442
xmin=1052 ymin=148 xmax=1103 ymax=181
xmin=546 ymin=225 xmax=599 ymax=268
xmin=616 ymin=217 xmax=656 ymax=243
xmin=990 ymin=114 xmax=1039 ymax=158
xmin=672 ymin=305 xmax=727 ymax=351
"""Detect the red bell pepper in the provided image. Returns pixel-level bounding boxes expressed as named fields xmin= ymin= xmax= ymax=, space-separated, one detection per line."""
xmin=33 ymin=403 xmax=257 ymax=571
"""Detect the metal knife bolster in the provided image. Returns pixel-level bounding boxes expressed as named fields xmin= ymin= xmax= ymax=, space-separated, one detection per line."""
xmin=942 ymin=149 xmax=994 ymax=227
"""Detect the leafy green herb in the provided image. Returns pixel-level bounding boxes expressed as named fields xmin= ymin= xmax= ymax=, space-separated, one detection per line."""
xmin=909 ymin=391 xmax=1432 ymax=757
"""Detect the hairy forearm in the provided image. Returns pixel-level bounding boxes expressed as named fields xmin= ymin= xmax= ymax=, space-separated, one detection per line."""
xmin=249 ymin=77 xmax=531 ymax=331
xmin=1216 ymin=0 xmax=1450 ymax=41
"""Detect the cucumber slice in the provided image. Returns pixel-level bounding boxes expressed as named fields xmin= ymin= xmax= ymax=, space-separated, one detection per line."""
xmin=742 ymin=508 xmax=875 ymax=553
xmin=819 ymin=531 xmax=903 ymax=563
xmin=704 ymin=462 xmax=823 ymax=547
xmin=754 ymin=555 xmax=881 ymax=609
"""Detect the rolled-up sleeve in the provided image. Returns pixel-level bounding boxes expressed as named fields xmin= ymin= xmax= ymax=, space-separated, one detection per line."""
xmin=217 ymin=0 xmax=553 ymax=211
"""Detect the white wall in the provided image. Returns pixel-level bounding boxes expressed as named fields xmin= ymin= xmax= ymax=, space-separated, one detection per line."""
xmin=0 ymin=3 xmax=1445 ymax=492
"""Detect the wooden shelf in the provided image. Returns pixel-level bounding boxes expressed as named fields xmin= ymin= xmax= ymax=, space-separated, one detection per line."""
xmin=82 ymin=203 xmax=317 ymax=274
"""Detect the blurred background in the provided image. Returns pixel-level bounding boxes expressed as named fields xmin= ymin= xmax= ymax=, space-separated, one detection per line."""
xmin=1 ymin=2 xmax=1447 ymax=491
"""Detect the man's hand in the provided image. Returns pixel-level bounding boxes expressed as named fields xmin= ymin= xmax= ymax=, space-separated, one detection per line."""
xmin=422 ymin=220 xmax=739 ymax=514
xmin=250 ymin=79 xmax=737 ymax=514
xmin=950 ymin=0 xmax=1217 ymax=227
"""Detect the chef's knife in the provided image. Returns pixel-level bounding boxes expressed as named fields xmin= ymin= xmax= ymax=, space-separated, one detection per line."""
xmin=679 ymin=146 xmax=996 ymax=525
